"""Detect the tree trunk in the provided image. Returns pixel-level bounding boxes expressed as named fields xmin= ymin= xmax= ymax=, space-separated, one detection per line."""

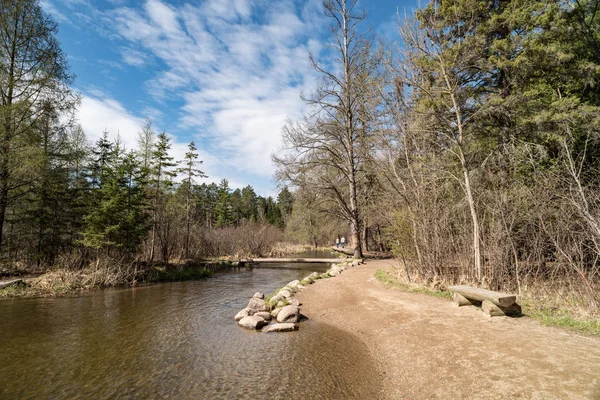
xmin=462 ymin=163 xmax=481 ymax=281
xmin=361 ymin=223 xmax=369 ymax=253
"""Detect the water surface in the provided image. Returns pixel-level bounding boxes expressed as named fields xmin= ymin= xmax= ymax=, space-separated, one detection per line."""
xmin=0 ymin=259 xmax=377 ymax=399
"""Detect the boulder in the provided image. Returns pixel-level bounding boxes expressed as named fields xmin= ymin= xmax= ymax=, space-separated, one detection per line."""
xmin=247 ymin=297 xmax=268 ymax=313
xmin=276 ymin=301 xmax=288 ymax=308
xmin=288 ymin=298 xmax=301 ymax=307
xmin=297 ymin=284 xmax=305 ymax=289
xmin=238 ymin=315 xmax=268 ymax=330
xmin=287 ymin=280 xmax=300 ymax=288
xmin=252 ymin=292 xmax=264 ymax=299
xmin=306 ymin=272 xmax=319 ymax=280
xmin=352 ymin=260 xmax=359 ymax=267
xmin=271 ymin=308 xmax=282 ymax=318
xmin=269 ymin=289 xmax=292 ymax=305
xmin=255 ymin=311 xmax=272 ymax=321
xmin=262 ymin=323 xmax=298 ymax=333
xmin=276 ymin=305 xmax=300 ymax=323
xmin=234 ymin=308 xmax=250 ymax=321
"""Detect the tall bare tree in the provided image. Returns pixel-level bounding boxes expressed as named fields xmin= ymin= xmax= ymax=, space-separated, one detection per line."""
xmin=275 ymin=0 xmax=376 ymax=258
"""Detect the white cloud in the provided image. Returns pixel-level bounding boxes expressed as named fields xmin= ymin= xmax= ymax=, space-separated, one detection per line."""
xmin=106 ymin=0 xmax=325 ymax=180
xmin=77 ymin=95 xmax=145 ymax=148
xmin=40 ymin=0 xmax=71 ymax=23
xmin=75 ymin=93 xmax=249 ymax=190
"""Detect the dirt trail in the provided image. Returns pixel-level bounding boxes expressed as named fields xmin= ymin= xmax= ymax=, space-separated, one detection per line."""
xmin=295 ymin=259 xmax=600 ymax=400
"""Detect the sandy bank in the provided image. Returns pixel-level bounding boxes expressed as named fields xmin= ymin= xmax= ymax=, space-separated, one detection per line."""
xmin=296 ymin=259 xmax=600 ymax=399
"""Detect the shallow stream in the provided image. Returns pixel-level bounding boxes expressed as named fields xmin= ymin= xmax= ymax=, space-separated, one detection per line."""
xmin=0 ymin=253 xmax=377 ymax=399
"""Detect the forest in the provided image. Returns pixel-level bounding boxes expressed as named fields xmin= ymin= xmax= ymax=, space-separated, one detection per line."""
xmin=1 ymin=0 xmax=599 ymax=315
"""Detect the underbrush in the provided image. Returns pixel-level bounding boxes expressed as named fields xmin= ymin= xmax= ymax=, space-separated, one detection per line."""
xmin=0 ymin=259 xmax=231 ymax=299
xmin=374 ymin=267 xmax=600 ymax=336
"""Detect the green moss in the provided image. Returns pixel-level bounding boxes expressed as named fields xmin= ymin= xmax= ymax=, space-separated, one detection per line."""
xmin=265 ymin=288 xmax=281 ymax=304
xmin=277 ymin=299 xmax=290 ymax=307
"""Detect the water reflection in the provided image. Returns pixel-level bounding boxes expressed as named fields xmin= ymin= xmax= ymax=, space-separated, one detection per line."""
xmin=0 ymin=263 xmax=376 ymax=399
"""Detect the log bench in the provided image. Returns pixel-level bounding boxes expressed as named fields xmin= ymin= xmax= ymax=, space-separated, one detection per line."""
xmin=449 ymin=285 xmax=521 ymax=317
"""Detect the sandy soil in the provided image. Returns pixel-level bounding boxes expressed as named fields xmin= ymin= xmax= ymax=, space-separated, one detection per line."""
xmin=295 ymin=259 xmax=600 ymax=400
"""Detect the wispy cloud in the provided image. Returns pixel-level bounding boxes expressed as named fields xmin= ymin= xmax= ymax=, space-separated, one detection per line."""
xmin=107 ymin=0 xmax=325 ymax=177
xmin=40 ymin=0 xmax=71 ymax=24
xmin=48 ymin=0 xmax=327 ymax=194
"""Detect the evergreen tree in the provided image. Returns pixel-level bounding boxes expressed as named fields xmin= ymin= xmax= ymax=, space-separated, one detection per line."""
xmin=277 ymin=187 xmax=294 ymax=225
xmin=177 ymin=141 xmax=206 ymax=257
xmin=241 ymin=185 xmax=258 ymax=222
xmin=149 ymin=132 xmax=178 ymax=261
xmin=0 ymin=0 xmax=77 ymax=251
xmin=215 ymin=179 xmax=232 ymax=227
xmin=230 ymin=188 xmax=242 ymax=226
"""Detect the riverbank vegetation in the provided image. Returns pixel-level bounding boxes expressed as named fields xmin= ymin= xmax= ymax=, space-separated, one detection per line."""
xmin=275 ymin=0 xmax=600 ymax=318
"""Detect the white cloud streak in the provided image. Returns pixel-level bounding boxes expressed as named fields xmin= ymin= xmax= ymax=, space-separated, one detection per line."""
xmin=108 ymin=0 xmax=324 ymax=178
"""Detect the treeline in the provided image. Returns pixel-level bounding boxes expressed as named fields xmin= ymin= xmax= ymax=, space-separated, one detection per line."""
xmin=0 ymin=1 xmax=293 ymax=267
xmin=4 ymin=117 xmax=292 ymax=265
xmin=276 ymin=0 xmax=600 ymax=311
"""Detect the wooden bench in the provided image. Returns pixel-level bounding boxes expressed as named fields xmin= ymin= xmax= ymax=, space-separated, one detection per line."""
xmin=449 ymin=285 xmax=521 ymax=317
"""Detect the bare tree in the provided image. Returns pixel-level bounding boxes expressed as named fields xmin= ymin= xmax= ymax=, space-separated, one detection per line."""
xmin=274 ymin=0 xmax=376 ymax=258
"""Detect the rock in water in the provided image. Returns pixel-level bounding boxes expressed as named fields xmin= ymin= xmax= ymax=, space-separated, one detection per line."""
xmin=276 ymin=305 xmax=300 ymax=323
xmin=262 ymin=323 xmax=298 ymax=333
xmin=307 ymin=272 xmax=319 ymax=280
xmin=247 ymin=297 xmax=268 ymax=313
xmin=238 ymin=316 xmax=268 ymax=330
xmin=255 ymin=311 xmax=272 ymax=321
xmin=253 ymin=292 xmax=264 ymax=299
xmin=234 ymin=308 xmax=250 ymax=321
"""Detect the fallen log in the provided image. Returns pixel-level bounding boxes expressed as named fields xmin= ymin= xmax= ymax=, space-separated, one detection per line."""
xmin=452 ymin=292 xmax=481 ymax=307
xmin=482 ymin=300 xmax=522 ymax=317
xmin=330 ymin=246 xmax=354 ymax=256
xmin=448 ymin=285 xmax=517 ymax=307
xmin=0 ymin=279 xmax=24 ymax=290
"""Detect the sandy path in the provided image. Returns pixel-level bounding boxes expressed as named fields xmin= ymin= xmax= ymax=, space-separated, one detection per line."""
xmin=295 ymin=259 xmax=600 ymax=400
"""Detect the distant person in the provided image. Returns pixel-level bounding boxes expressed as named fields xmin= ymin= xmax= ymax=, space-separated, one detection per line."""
xmin=335 ymin=237 xmax=340 ymax=248
xmin=341 ymin=236 xmax=345 ymax=248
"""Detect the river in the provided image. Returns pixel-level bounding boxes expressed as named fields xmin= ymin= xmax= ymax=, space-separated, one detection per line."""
xmin=0 ymin=254 xmax=377 ymax=399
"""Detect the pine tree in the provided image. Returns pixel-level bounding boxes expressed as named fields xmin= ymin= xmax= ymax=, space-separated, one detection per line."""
xmin=177 ymin=141 xmax=206 ymax=257
xmin=214 ymin=179 xmax=232 ymax=228
xmin=241 ymin=185 xmax=258 ymax=222
xmin=149 ymin=132 xmax=178 ymax=261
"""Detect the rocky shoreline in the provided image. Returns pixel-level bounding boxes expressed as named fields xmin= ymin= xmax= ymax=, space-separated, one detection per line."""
xmin=234 ymin=259 xmax=362 ymax=332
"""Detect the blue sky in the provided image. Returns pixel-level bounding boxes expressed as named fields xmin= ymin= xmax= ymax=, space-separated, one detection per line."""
xmin=41 ymin=0 xmax=420 ymax=196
